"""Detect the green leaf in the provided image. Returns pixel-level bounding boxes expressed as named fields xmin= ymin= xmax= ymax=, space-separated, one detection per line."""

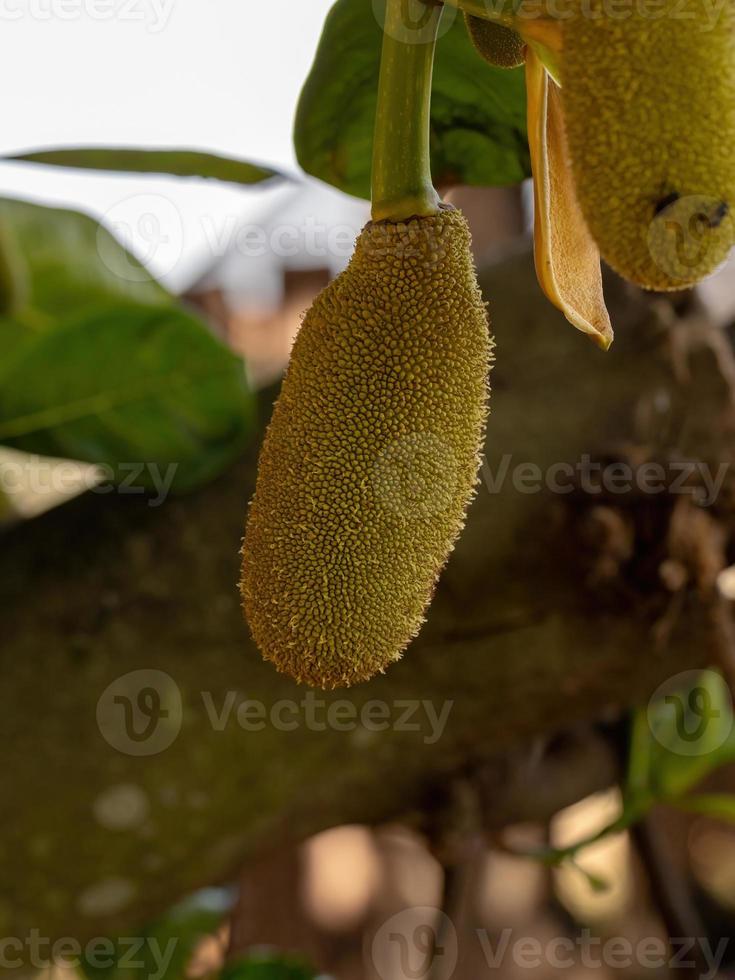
xmin=220 ymin=955 xmax=316 ymax=980
xmin=294 ymin=0 xmax=529 ymax=200
xmin=0 ymin=197 xmax=254 ymax=494
xmin=645 ymin=670 xmax=735 ymax=800
xmin=0 ymin=303 xmax=254 ymax=492
xmin=7 ymin=147 xmax=282 ymax=187
xmin=0 ymin=219 xmax=29 ymax=315
xmin=81 ymin=890 xmax=228 ymax=980
xmin=674 ymin=793 xmax=735 ymax=823
xmin=507 ymin=672 xmax=735 ymax=872
xmin=0 ymin=196 xmax=170 ymax=322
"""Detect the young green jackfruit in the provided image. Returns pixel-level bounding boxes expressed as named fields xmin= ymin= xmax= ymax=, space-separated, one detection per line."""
xmin=465 ymin=13 xmax=525 ymax=69
xmin=241 ymin=207 xmax=491 ymax=689
xmin=560 ymin=0 xmax=735 ymax=290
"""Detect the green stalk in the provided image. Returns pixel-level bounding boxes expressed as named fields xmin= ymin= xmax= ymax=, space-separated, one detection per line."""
xmin=371 ymin=0 xmax=443 ymax=222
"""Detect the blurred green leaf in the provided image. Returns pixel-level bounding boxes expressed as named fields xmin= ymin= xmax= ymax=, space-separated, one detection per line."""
xmin=0 ymin=196 xmax=254 ymax=494
xmin=294 ymin=0 xmax=529 ymax=200
xmin=0 ymin=196 xmax=170 ymax=322
xmin=0 ymin=220 xmax=29 ymax=315
xmin=0 ymin=315 xmax=34 ymax=360
xmin=640 ymin=670 xmax=735 ymax=800
xmin=220 ymin=954 xmax=316 ymax=980
xmin=508 ymin=671 xmax=735 ymax=872
xmin=0 ymin=303 xmax=253 ymax=492
xmin=673 ymin=793 xmax=735 ymax=822
xmin=81 ymin=890 xmax=228 ymax=980
xmin=7 ymin=148 xmax=282 ymax=186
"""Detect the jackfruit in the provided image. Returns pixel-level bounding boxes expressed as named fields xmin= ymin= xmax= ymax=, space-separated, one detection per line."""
xmin=559 ymin=0 xmax=735 ymax=290
xmin=241 ymin=207 xmax=491 ymax=689
xmin=466 ymin=13 xmax=525 ymax=69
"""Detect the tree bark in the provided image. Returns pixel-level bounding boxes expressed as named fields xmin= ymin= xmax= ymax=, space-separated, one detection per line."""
xmin=3 ymin=248 xmax=734 ymax=948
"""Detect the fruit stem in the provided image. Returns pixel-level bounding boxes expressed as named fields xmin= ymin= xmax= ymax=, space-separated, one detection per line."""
xmin=371 ymin=0 xmax=443 ymax=221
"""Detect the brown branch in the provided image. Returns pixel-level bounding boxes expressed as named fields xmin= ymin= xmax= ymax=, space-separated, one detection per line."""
xmin=4 ymin=249 xmax=735 ymax=948
xmin=631 ymin=812 xmax=713 ymax=980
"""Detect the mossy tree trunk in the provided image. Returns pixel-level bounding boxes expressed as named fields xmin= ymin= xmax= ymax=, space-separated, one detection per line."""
xmin=3 ymin=249 xmax=735 ymax=945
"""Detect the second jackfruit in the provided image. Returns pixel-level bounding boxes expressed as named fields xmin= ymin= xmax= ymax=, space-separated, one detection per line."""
xmin=560 ymin=0 xmax=735 ymax=290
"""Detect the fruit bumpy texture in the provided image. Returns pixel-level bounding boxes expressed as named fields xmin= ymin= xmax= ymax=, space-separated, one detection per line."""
xmin=241 ymin=208 xmax=491 ymax=689
xmin=465 ymin=13 xmax=525 ymax=69
xmin=561 ymin=0 xmax=735 ymax=290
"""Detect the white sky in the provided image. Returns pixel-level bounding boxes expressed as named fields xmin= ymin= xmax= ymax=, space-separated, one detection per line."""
xmin=0 ymin=0 xmax=339 ymax=290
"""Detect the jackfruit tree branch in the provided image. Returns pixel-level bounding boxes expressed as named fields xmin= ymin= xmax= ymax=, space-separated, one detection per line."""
xmin=5 ymin=252 xmax=735 ymax=941
xmin=371 ymin=0 xmax=443 ymax=221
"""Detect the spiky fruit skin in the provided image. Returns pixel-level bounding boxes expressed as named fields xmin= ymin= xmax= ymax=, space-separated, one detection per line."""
xmin=465 ymin=13 xmax=525 ymax=69
xmin=241 ymin=208 xmax=491 ymax=689
xmin=561 ymin=0 xmax=735 ymax=290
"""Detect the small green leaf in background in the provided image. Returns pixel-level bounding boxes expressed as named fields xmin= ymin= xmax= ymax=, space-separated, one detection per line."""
xmin=81 ymin=888 xmax=231 ymax=980
xmin=641 ymin=669 xmax=735 ymax=800
xmin=506 ymin=670 xmax=735 ymax=870
xmin=0 ymin=303 xmax=254 ymax=492
xmin=0 ymin=196 xmax=255 ymax=494
xmin=294 ymin=0 xmax=529 ymax=200
xmin=7 ymin=148 xmax=283 ymax=187
xmin=674 ymin=793 xmax=735 ymax=822
xmin=220 ymin=953 xmax=317 ymax=980
xmin=0 ymin=196 xmax=170 ymax=322
xmin=616 ymin=668 xmax=735 ymax=842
